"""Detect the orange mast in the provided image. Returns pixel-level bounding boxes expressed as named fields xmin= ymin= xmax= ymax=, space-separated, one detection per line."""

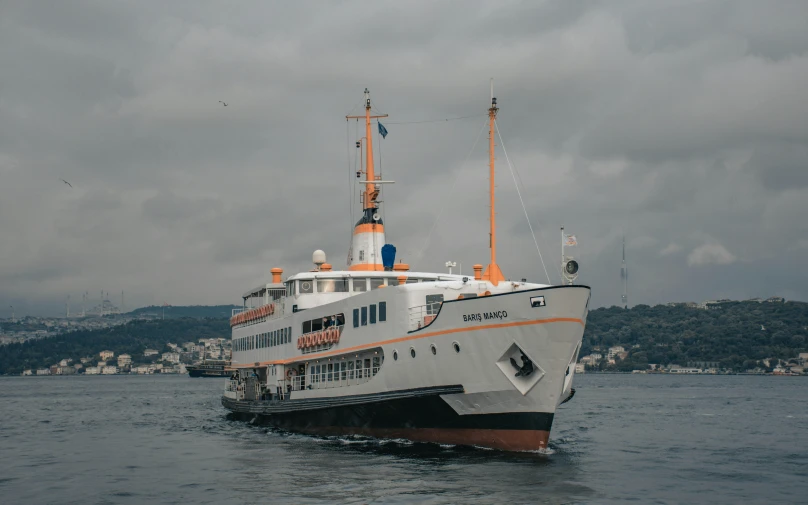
xmin=347 ymin=89 xmax=388 ymax=210
xmin=482 ymin=85 xmax=505 ymax=285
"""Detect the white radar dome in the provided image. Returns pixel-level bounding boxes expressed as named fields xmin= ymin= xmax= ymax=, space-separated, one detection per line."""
xmin=313 ymin=249 xmax=327 ymax=266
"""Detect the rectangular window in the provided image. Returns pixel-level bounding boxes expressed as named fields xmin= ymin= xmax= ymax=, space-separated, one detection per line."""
xmin=298 ymin=280 xmax=314 ymax=294
xmin=347 ymin=360 xmax=354 ymax=380
xmin=356 ymin=359 xmax=363 ymax=379
xmin=370 ymin=278 xmax=385 ymax=290
xmin=272 ymin=331 xmax=276 ymax=347
xmin=370 ymin=304 xmax=377 ymax=324
xmin=379 ymin=302 xmax=387 ymax=322
xmin=287 ymin=327 xmax=291 ymax=344
xmin=352 ymin=278 xmax=367 ymax=292
xmin=327 ymin=363 xmax=333 ymax=382
xmin=353 ymin=308 xmax=359 ymax=328
xmin=317 ymin=279 xmax=349 ymax=293
xmin=312 ymin=319 xmax=323 ymax=332
xmin=373 ymin=356 xmax=380 ymax=376
xmin=361 ymin=306 xmax=367 ymax=326
xmin=405 ymin=278 xmax=419 ymax=284
xmin=426 ymin=294 xmax=444 ymax=315
xmin=303 ymin=320 xmax=311 ymax=334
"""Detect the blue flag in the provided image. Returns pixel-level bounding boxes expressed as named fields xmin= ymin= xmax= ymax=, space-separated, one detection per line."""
xmin=378 ymin=122 xmax=388 ymax=139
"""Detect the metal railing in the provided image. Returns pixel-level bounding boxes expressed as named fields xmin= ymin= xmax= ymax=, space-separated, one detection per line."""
xmin=408 ymin=302 xmax=442 ymax=331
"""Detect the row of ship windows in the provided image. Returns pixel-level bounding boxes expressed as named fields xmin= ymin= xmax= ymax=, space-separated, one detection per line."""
xmin=286 ymin=277 xmax=438 ymax=295
xmin=234 ymin=327 xmax=292 ymax=352
xmin=309 ymin=357 xmax=382 ymax=383
xmin=352 ymin=302 xmax=387 ymax=327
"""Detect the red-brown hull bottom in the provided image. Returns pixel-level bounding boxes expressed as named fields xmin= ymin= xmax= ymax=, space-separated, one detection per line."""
xmin=296 ymin=426 xmax=551 ymax=452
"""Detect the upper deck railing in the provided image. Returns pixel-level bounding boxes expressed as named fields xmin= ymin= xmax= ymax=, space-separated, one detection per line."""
xmin=408 ymin=302 xmax=442 ymax=332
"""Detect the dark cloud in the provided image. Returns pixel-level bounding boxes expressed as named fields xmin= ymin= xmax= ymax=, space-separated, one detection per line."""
xmin=1 ymin=0 xmax=807 ymax=316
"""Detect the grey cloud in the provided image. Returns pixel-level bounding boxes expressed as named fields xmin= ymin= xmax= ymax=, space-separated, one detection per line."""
xmin=1 ymin=0 xmax=807 ymax=316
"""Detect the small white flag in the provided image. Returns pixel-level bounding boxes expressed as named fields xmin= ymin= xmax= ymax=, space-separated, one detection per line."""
xmin=564 ymin=234 xmax=578 ymax=246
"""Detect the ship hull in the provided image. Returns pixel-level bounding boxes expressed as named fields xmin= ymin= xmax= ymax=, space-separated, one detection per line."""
xmin=225 ymin=284 xmax=589 ymax=452
xmin=225 ymin=392 xmax=552 ymax=451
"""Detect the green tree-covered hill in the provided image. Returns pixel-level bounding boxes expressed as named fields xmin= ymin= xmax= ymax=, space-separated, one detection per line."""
xmin=582 ymin=301 xmax=808 ymax=370
xmin=126 ymin=305 xmax=238 ymax=319
xmin=1 ymin=318 xmax=229 ymax=374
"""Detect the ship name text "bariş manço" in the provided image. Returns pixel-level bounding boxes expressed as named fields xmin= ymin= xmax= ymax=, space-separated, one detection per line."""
xmin=463 ymin=311 xmax=508 ymax=322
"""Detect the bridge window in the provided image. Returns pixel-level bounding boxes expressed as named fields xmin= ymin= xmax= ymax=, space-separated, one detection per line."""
xmin=299 ymin=280 xmax=313 ymax=294
xmin=361 ymin=306 xmax=368 ymax=326
xmin=406 ymin=278 xmax=419 ymax=284
xmin=370 ymin=278 xmax=386 ymax=290
xmin=379 ymin=302 xmax=386 ymax=322
xmin=318 ymin=279 xmax=349 ymax=293
xmin=370 ymin=304 xmax=376 ymax=324
xmin=352 ymin=278 xmax=367 ymax=292
xmin=353 ymin=309 xmax=359 ymax=328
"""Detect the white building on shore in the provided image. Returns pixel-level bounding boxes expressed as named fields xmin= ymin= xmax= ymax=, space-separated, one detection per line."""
xmin=102 ymin=366 xmax=118 ymax=375
xmin=85 ymin=366 xmax=100 ymax=375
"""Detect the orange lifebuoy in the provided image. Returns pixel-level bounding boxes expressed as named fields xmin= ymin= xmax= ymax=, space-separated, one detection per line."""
xmin=306 ymin=334 xmax=314 ymax=347
xmin=333 ymin=328 xmax=340 ymax=343
xmin=296 ymin=337 xmax=302 ymax=349
xmin=315 ymin=331 xmax=322 ymax=346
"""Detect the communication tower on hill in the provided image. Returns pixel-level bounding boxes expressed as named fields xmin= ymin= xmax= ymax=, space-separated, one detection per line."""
xmin=621 ymin=235 xmax=628 ymax=309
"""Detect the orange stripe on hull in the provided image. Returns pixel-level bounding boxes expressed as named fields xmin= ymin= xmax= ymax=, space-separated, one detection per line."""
xmin=231 ymin=317 xmax=584 ymax=368
xmin=297 ymin=426 xmax=550 ymax=452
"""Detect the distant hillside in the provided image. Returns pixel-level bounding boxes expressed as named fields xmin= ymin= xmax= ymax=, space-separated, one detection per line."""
xmin=583 ymin=300 xmax=808 ymax=370
xmin=126 ymin=305 xmax=238 ymax=319
xmin=0 ymin=318 xmax=230 ymax=374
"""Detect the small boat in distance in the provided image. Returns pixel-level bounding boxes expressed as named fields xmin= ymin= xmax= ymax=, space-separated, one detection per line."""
xmin=187 ymin=359 xmax=231 ymax=378
xmin=221 ymin=88 xmax=590 ymax=451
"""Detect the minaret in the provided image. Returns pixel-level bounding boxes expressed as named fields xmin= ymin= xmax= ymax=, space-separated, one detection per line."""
xmin=621 ymin=236 xmax=628 ymax=309
xmin=346 ymin=89 xmax=390 ymax=271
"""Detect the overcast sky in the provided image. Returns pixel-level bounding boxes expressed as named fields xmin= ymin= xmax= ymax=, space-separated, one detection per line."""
xmin=2 ymin=0 xmax=807 ymax=317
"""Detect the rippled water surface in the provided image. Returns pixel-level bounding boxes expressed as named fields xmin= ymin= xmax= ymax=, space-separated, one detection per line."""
xmin=1 ymin=374 xmax=806 ymax=504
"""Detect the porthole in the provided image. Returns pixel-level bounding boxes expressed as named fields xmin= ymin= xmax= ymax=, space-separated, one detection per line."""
xmin=453 ymin=341 xmax=460 ymax=353
xmin=393 ymin=350 xmax=398 ymax=361
xmin=410 ymin=347 xmax=416 ymax=358
xmin=430 ymin=344 xmax=437 ymax=355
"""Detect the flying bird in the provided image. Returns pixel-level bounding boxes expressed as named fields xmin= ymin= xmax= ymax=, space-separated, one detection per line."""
xmin=219 ymin=101 xmax=228 ymax=106
xmin=60 ymin=179 xmax=73 ymax=188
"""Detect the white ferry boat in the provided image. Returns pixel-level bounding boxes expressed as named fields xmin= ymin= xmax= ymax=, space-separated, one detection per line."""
xmin=222 ymin=89 xmax=591 ymax=451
